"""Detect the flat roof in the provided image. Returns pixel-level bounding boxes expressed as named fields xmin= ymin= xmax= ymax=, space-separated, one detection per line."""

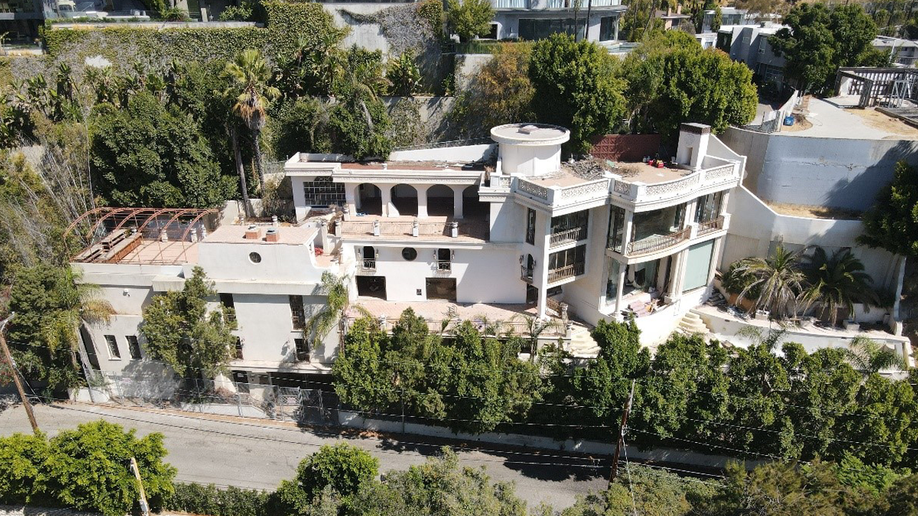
xmin=527 ymin=159 xmax=689 ymax=188
xmin=115 ymin=239 xmax=199 ymax=265
xmin=204 ymin=225 xmax=319 ymax=245
xmin=340 ymin=161 xmax=484 ymax=172
xmin=490 ymin=123 xmax=570 ymax=146
xmin=782 ymin=96 xmax=918 ymax=140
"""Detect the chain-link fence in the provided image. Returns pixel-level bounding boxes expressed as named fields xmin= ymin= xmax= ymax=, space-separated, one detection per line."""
xmin=83 ymin=372 xmax=337 ymax=427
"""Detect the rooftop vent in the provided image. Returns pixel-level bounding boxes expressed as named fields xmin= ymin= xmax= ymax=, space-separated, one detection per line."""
xmin=245 ymin=225 xmax=261 ymax=240
xmin=265 ymin=227 xmax=279 ymax=242
xmin=518 ymin=124 xmax=540 ymax=134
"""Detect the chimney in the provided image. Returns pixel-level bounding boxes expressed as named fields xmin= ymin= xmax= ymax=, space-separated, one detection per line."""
xmin=675 ymin=123 xmax=711 ymax=170
xmin=245 ymin=225 xmax=261 ymax=240
xmin=265 ymin=227 xmax=279 ymax=242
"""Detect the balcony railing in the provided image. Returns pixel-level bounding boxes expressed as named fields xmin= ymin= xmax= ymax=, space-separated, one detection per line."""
xmin=361 ymin=259 xmax=376 ymax=271
xmin=548 ymin=262 xmax=585 ymax=284
xmin=521 ymin=266 xmax=534 ymax=283
xmin=494 ymin=0 xmax=528 ymax=7
xmin=627 ymin=227 xmax=691 ymax=257
xmin=697 ymin=216 xmax=725 ymax=236
xmin=549 ymin=226 xmax=588 ymax=248
xmin=435 ymin=260 xmax=452 ymax=274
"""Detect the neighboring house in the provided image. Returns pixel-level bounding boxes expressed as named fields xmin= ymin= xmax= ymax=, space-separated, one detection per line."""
xmin=701 ymin=6 xmax=752 ymax=33
xmin=658 ymin=6 xmax=690 ymax=30
xmin=872 ymin=36 xmax=918 ymax=66
xmin=287 ymin=122 xmax=743 ymax=345
xmin=490 ymin=0 xmax=626 ymax=42
xmin=717 ymin=23 xmax=787 ymax=85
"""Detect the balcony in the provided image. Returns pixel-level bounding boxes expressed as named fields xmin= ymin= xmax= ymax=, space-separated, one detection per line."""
xmin=338 ymin=217 xmax=489 ymax=242
xmin=697 ymin=216 xmax=725 ymax=236
xmin=360 ymin=259 xmax=376 ymax=272
xmin=521 ymin=266 xmax=534 ymax=283
xmin=548 ymin=262 xmax=585 ymax=284
xmin=549 ymin=226 xmax=588 ymax=248
xmin=434 ymin=260 xmax=452 ymax=275
xmin=609 ymin=159 xmax=738 ymax=206
xmin=626 ymin=227 xmax=691 ymax=257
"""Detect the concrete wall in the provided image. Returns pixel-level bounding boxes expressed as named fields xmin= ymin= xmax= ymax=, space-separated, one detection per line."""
xmin=324 ymin=3 xmax=392 ymax=54
xmin=722 ymin=127 xmax=918 ymax=211
xmin=560 ymin=205 xmax=609 ymax=325
xmin=721 ymin=187 xmax=903 ymax=292
xmin=196 ymin=241 xmax=324 ymax=287
xmin=488 ymin=195 xmax=527 ymax=243
xmin=352 ymin=243 xmax=526 ymax=303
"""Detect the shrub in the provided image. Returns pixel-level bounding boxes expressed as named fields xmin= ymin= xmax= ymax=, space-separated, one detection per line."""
xmin=0 ymin=432 xmax=50 ymax=505
xmin=387 ymin=51 xmax=421 ymax=96
xmin=166 ymin=483 xmax=273 ymax=516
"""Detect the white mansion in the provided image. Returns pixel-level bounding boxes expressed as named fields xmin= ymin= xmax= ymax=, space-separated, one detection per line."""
xmin=71 ymin=121 xmax=910 ymax=387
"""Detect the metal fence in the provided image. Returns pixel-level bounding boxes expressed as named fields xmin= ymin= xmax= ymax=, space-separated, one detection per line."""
xmin=85 ymin=372 xmax=338 ymax=427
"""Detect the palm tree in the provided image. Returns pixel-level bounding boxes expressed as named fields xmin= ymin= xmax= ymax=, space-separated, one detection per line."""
xmin=303 ymin=271 xmax=371 ymax=354
xmin=847 ymin=335 xmax=905 ymax=374
xmin=733 ymin=246 xmax=807 ymax=320
xmin=800 ymin=247 xmax=880 ymax=326
xmin=39 ymin=268 xmax=113 ymax=376
xmin=223 ymin=49 xmax=280 ymax=193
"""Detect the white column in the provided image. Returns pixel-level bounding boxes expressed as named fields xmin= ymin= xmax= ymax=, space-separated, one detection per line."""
xmin=380 ymin=184 xmax=395 ymax=217
xmin=621 ymin=210 xmax=634 ymax=255
xmin=667 ymin=250 xmax=687 ymax=303
xmin=614 ymin=261 xmax=626 ymax=315
xmin=452 ymin=186 xmax=464 ymax=219
xmin=345 ymin=184 xmax=358 ymax=220
xmin=417 ymin=185 xmax=429 ymax=218
xmin=353 ymin=184 xmax=362 ymax=210
xmin=291 ymin=177 xmax=308 ymax=222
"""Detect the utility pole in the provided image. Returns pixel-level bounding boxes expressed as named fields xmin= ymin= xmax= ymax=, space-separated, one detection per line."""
xmin=129 ymin=457 xmax=150 ymax=516
xmin=608 ymin=379 xmax=635 ymax=487
xmin=0 ymin=313 xmax=39 ymax=434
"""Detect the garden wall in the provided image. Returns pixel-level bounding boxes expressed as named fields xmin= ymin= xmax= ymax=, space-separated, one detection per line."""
xmin=590 ymin=134 xmax=662 ymax=162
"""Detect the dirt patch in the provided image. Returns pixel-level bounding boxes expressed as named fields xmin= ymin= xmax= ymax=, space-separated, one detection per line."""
xmin=780 ymin=113 xmax=812 ymax=132
xmin=847 ymin=108 xmax=918 ymax=139
xmin=766 ymin=202 xmax=862 ymax=220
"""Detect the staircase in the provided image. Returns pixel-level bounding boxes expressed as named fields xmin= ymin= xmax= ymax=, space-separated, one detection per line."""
xmin=678 ymin=311 xmax=709 ymax=334
xmin=568 ymin=324 xmax=600 ymax=358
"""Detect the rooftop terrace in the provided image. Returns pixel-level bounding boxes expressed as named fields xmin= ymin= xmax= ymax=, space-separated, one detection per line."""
xmin=783 ymin=96 xmax=918 ymax=140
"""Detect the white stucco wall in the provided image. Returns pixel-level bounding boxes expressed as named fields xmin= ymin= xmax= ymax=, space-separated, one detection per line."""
xmin=558 ymin=205 xmax=609 ymax=325
xmin=323 ymin=3 xmax=392 ymax=54
xmin=489 ymin=198 xmax=527 ymax=243
xmin=195 ymin=240 xmax=325 ymax=287
xmin=351 ymin=243 xmax=526 ymax=303
xmin=721 ymin=187 xmax=903 ymax=291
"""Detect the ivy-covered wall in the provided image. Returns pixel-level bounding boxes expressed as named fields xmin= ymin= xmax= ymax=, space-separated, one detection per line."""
xmin=41 ymin=2 xmax=337 ymax=70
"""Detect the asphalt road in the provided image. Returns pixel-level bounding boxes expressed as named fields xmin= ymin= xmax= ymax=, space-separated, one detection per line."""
xmin=0 ymin=402 xmax=608 ymax=511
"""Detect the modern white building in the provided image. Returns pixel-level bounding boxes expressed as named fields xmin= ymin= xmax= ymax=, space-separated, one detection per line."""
xmin=489 ymin=0 xmax=626 ymax=42
xmin=70 ymin=209 xmax=340 ymax=387
xmin=287 ymin=122 xmax=743 ymax=345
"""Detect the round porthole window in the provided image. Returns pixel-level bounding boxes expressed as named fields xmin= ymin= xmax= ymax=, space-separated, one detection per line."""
xmin=249 ymin=252 xmax=262 ymax=264
xmin=402 ymin=247 xmax=418 ymax=261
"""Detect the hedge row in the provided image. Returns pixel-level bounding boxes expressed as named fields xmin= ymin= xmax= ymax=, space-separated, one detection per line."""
xmin=166 ymin=483 xmax=274 ymax=516
xmin=42 ymin=2 xmax=336 ymax=67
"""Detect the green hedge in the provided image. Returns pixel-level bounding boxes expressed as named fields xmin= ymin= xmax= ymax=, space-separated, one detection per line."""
xmin=42 ymin=2 xmax=336 ymax=67
xmin=166 ymin=483 xmax=274 ymax=516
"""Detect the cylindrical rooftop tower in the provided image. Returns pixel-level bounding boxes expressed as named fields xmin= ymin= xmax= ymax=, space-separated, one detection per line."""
xmin=490 ymin=123 xmax=570 ymax=177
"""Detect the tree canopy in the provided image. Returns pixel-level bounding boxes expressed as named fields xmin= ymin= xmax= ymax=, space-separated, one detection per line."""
xmin=770 ymin=3 xmax=878 ymax=93
xmin=447 ymin=0 xmax=495 ymax=42
xmin=0 ymin=421 xmax=176 ymax=516
xmin=622 ymin=30 xmax=757 ymax=139
xmin=140 ymin=266 xmax=238 ymax=378
xmin=529 ymin=34 xmax=627 ymax=153
xmin=858 ymin=161 xmax=918 ymax=258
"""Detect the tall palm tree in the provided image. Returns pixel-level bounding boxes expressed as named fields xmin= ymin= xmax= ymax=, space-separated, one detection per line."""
xmin=38 ymin=268 xmax=113 ymax=375
xmin=800 ymin=247 xmax=880 ymax=326
xmin=847 ymin=335 xmax=905 ymax=374
xmin=223 ymin=49 xmax=280 ymax=193
xmin=303 ymin=272 xmax=371 ymax=354
xmin=733 ymin=246 xmax=807 ymax=320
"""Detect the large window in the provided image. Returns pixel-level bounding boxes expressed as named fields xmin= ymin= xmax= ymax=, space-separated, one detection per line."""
xmin=600 ymin=16 xmax=618 ymax=41
xmin=694 ymin=192 xmax=723 ymax=224
xmin=607 ymin=206 xmax=625 ymax=252
xmin=289 ymin=295 xmax=305 ymax=329
xmin=548 ymin=245 xmax=586 ymax=276
xmin=550 ymin=210 xmax=589 ymax=244
xmin=127 ymin=336 xmax=142 ymax=360
xmin=519 ymin=18 xmax=585 ymax=40
xmin=604 ymin=258 xmax=620 ymax=306
xmin=633 ymin=204 xmax=685 ymax=242
xmin=104 ymin=335 xmax=120 ymax=359
xmin=294 ymin=338 xmax=310 ymax=362
xmin=303 ymin=176 xmax=346 ymax=207
xmin=526 ymin=208 xmax=536 ymax=245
